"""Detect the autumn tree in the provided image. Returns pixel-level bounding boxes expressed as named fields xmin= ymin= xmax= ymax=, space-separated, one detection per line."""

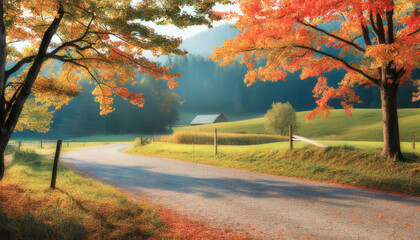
xmin=212 ymin=0 xmax=419 ymax=160
xmin=265 ymin=102 xmax=296 ymax=135
xmin=0 ymin=0 xmax=230 ymax=181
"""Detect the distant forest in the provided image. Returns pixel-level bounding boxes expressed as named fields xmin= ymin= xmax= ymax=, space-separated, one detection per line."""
xmin=13 ymin=76 xmax=181 ymax=139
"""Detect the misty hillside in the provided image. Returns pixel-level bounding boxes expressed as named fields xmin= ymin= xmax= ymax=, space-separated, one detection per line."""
xmin=179 ymin=24 xmax=238 ymax=57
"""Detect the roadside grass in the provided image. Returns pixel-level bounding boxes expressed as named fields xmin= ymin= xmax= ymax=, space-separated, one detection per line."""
xmin=129 ymin=140 xmax=419 ymax=156
xmin=67 ymin=134 xmax=144 ymax=142
xmin=161 ymin=131 xmax=288 ymax=145
xmin=174 ymin=108 xmax=420 ymax=142
xmin=17 ymin=142 xmax=107 ymax=155
xmin=10 ymin=134 xmax=145 ymax=143
xmin=0 ymin=150 xmax=165 ymax=239
xmin=127 ymin=140 xmax=420 ymax=195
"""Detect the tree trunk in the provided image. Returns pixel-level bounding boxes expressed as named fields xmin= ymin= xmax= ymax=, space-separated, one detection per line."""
xmin=0 ymin=146 xmax=5 ymax=181
xmin=380 ymin=83 xmax=404 ymax=160
xmin=0 ymin=127 xmax=9 ymax=181
xmin=0 ymin=0 xmax=7 ymax=181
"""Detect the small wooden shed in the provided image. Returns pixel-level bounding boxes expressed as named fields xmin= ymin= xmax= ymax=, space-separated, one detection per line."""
xmin=190 ymin=114 xmax=228 ymax=126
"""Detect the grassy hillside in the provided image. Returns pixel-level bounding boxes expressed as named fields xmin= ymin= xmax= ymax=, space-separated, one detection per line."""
xmin=174 ymin=108 xmax=420 ymax=141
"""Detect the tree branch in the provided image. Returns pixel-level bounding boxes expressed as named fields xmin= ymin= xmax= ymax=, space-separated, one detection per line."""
xmin=297 ymin=19 xmax=365 ymax=52
xmin=5 ymin=56 xmax=36 ymax=80
xmin=4 ymin=83 xmax=23 ymax=117
xmin=47 ymin=53 xmax=110 ymax=64
xmin=375 ymin=13 xmax=386 ymax=43
xmin=293 ymin=44 xmax=380 ymax=85
xmin=5 ymin=4 xmax=64 ymax=132
xmin=49 ymin=16 xmax=94 ymax=55
xmin=407 ymin=28 xmax=420 ymax=37
xmin=369 ymin=13 xmax=379 ymax=41
xmin=386 ymin=9 xmax=394 ymax=44
xmin=360 ymin=23 xmax=372 ymax=46
xmin=351 ymin=35 xmax=363 ymax=42
xmin=109 ymin=48 xmax=164 ymax=75
xmin=4 ymin=16 xmax=94 ymax=83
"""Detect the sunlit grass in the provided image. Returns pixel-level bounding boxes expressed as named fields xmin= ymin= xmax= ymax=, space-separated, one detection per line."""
xmin=0 ymin=151 xmax=165 ymax=239
xmin=174 ymin=108 xmax=420 ymax=142
xmin=319 ymin=140 xmax=419 ymax=155
xmin=16 ymin=142 xmax=108 ymax=155
xmin=67 ymin=134 xmax=145 ymax=142
xmin=161 ymin=131 xmax=288 ymax=145
xmin=129 ymin=140 xmax=419 ymax=156
xmin=127 ymin=140 xmax=420 ymax=195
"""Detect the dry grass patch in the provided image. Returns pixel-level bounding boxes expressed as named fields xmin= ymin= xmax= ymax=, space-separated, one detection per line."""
xmin=159 ymin=132 xmax=288 ymax=145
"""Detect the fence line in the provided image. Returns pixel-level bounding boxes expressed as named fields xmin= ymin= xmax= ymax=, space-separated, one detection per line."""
xmin=7 ymin=140 xmax=80 ymax=150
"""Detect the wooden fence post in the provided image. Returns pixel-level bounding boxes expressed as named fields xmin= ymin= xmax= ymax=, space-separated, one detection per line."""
xmin=50 ymin=140 xmax=62 ymax=189
xmin=18 ymin=140 xmax=21 ymax=151
xmin=413 ymin=133 xmax=416 ymax=150
xmin=289 ymin=124 xmax=293 ymax=151
xmin=214 ymin=128 xmax=218 ymax=154
xmin=40 ymin=139 xmax=43 ymax=149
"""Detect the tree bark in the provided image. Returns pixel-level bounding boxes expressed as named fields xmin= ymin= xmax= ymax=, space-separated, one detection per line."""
xmin=0 ymin=0 xmax=7 ymax=181
xmin=380 ymin=83 xmax=404 ymax=160
xmin=0 ymin=128 xmax=7 ymax=181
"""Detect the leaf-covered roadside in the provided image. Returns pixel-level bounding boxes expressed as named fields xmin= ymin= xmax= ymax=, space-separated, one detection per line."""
xmin=0 ymin=151 xmax=163 ymax=239
xmin=0 ymin=150 xmax=251 ymax=239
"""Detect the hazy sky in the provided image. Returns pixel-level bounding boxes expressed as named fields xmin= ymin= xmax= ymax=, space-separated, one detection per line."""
xmin=144 ymin=3 xmax=239 ymax=40
xmin=11 ymin=3 xmax=238 ymax=57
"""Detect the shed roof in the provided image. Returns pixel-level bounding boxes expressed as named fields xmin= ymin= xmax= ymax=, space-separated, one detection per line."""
xmin=190 ymin=114 xmax=226 ymax=125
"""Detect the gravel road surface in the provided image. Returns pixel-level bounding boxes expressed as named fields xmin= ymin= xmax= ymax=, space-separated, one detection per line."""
xmin=62 ymin=143 xmax=420 ymax=239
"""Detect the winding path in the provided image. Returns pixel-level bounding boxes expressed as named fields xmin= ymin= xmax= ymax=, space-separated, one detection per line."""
xmin=62 ymin=143 xmax=419 ymax=239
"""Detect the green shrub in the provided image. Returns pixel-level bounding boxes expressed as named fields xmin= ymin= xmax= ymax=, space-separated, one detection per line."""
xmin=12 ymin=151 xmax=42 ymax=167
xmin=265 ymin=102 xmax=297 ymax=135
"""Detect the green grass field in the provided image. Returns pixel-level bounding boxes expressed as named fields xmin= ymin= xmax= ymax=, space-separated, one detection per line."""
xmin=175 ymin=108 xmax=420 ymax=142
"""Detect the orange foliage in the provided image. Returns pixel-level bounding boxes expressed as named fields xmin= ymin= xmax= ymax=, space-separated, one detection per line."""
xmin=4 ymin=0 xmax=228 ymax=121
xmin=140 ymin=199 xmax=253 ymax=239
xmin=212 ymin=0 xmax=419 ymax=121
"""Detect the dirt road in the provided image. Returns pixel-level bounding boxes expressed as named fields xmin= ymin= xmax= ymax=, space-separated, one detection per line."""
xmin=62 ymin=143 xmax=419 ymax=239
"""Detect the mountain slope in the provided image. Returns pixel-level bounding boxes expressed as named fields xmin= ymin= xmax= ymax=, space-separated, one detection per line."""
xmin=174 ymin=108 xmax=420 ymax=142
xmin=179 ymin=24 xmax=238 ymax=57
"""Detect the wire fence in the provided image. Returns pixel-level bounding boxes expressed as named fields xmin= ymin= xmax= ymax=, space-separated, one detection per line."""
xmin=7 ymin=140 xmax=81 ymax=151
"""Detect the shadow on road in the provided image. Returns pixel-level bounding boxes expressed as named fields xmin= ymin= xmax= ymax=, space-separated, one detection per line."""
xmin=62 ymin=157 xmax=420 ymax=207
